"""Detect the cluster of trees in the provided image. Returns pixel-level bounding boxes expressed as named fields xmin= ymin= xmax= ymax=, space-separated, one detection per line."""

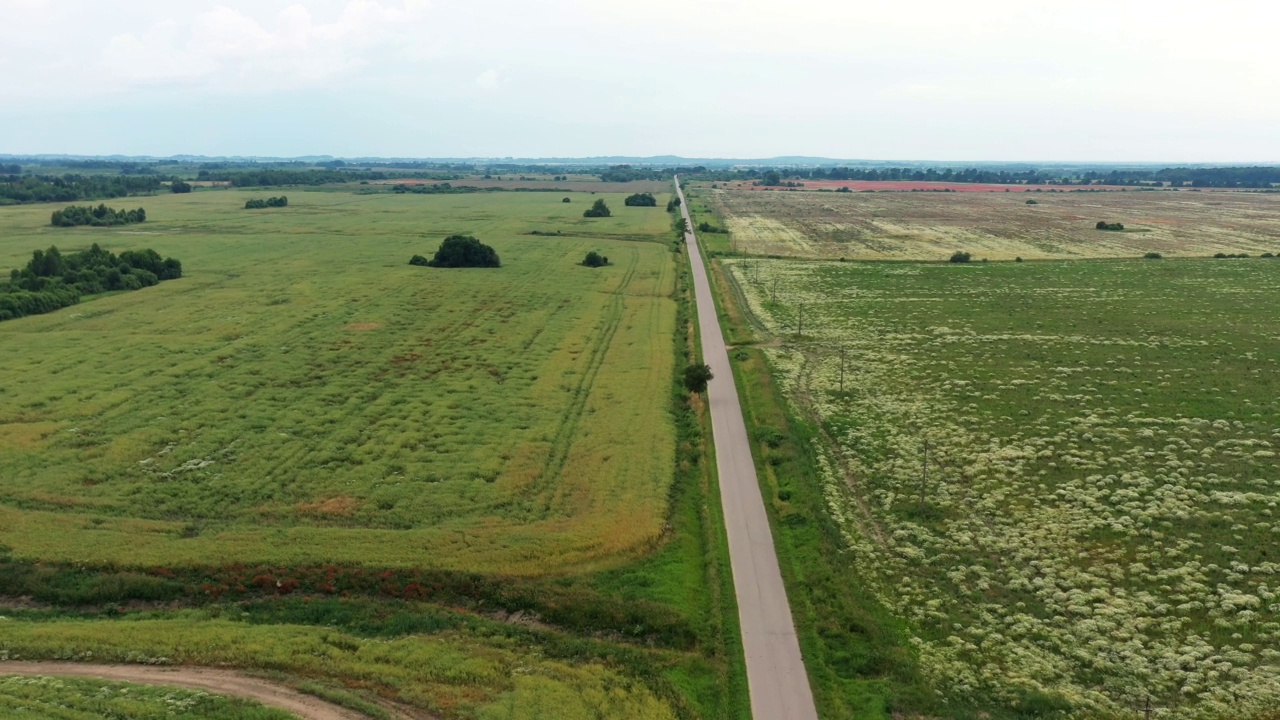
xmin=697 ymin=221 xmax=726 ymax=234
xmin=1095 ymin=221 xmax=1125 ymax=231
xmin=411 ymin=235 xmax=500 ymax=268
xmin=582 ymin=251 xmax=610 ymax=267
xmin=245 ymin=196 xmax=288 ymax=209
xmin=1 ymin=244 xmax=182 ymax=321
xmin=583 ymin=199 xmax=612 ymax=218
xmin=171 ymin=180 xmax=192 ymax=193
xmin=0 ymin=163 xmax=20 ymax=174
xmin=0 ymin=174 xmax=162 ymax=205
xmin=666 ymin=197 xmax=681 ymax=211
xmin=624 ymin=192 xmax=657 ymax=206
xmin=949 ymin=251 xmax=973 ymax=263
xmin=51 ymin=204 xmax=146 ymax=227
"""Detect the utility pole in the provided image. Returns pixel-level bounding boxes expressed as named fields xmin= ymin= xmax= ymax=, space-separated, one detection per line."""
xmin=839 ymin=346 xmax=846 ymax=393
xmin=918 ymin=438 xmax=930 ymax=513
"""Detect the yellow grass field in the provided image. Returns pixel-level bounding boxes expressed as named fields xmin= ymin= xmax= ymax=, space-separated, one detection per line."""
xmin=700 ymin=186 xmax=1280 ymax=260
xmin=0 ymin=189 xmax=678 ymax=573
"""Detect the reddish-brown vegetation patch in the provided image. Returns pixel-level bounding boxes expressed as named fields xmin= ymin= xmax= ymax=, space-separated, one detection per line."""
xmin=342 ymin=322 xmax=382 ymax=331
xmin=296 ymin=496 xmax=359 ymax=517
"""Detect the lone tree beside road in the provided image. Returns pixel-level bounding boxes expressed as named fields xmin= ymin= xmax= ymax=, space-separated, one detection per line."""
xmin=683 ymin=363 xmax=713 ymax=394
xmin=583 ymin=199 xmax=611 ymax=218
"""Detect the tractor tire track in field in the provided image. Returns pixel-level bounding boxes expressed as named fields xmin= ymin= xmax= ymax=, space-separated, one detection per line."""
xmin=675 ymin=178 xmax=819 ymax=720
xmin=536 ymin=247 xmax=640 ymax=514
xmin=0 ymin=662 xmax=429 ymax=720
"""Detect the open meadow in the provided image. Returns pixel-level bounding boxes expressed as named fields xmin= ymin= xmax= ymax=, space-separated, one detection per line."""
xmin=0 ymin=189 xmax=676 ymax=572
xmin=723 ymin=256 xmax=1280 ymax=716
xmin=0 ymin=184 xmax=753 ymax=719
xmin=697 ymin=186 xmax=1280 ymax=260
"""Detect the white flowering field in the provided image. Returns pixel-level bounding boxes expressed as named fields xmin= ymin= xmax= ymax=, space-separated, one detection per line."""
xmin=728 ymin=257 xmax=1280 ymax=717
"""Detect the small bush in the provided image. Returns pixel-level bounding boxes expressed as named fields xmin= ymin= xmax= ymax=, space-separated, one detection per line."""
xmin=1262 ymin=252 xmax=1275 ymax=258
xmin=562 ymin=197 xmax=571 ymax=203
xmin=1095 ymin=221 xmax=1124 ymax=231
xmin=1143 ymin=252 xmax=1163 ymax=259
xmin=581 ymin=251 xmax=609 ymax=268
xmin=408 ymin=254 xmax=430 ymax=266
xmin=583 ymin=199 xmax=611 ymax=218
xmin=1015 ymin=256 xmax=1024 ymax=262
xmin=949 ymin=251 xmax=972 ymax=263
xmin=1025 ymin=199 xmax=1037 ymax=205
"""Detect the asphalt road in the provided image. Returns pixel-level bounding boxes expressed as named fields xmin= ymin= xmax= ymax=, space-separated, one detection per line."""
xmin=674 ymin=178 xmax=819 ymax=720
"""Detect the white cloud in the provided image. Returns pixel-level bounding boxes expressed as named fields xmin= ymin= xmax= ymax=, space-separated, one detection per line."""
xmin=474 ymin=69 xmax=501 ymax=90
xmin=91 ymin=1 xmax=431 ymax=94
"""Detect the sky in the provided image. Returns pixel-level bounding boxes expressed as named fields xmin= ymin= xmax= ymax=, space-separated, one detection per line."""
xmin=2 ymin=0 xmax=1278 ymax=162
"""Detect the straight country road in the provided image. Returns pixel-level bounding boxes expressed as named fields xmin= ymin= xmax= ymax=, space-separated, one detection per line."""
xmin=674 ymin=178 xmax=819 ymax=720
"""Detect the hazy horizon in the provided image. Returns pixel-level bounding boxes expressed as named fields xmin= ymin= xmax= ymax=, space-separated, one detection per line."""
xmin=5 ymin=0 xmax=1278 ymax=162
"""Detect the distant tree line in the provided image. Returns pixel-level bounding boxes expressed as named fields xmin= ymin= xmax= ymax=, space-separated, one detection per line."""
xmin=244 ymin=196 xmax=288 ymax=209
xmin=0 ymin=163 xmax=20 ymax=175
xmin=1 ymin=244 xmax=182 ymax=321
xmin=51 ymin=204 xmax=147 ymax=227
xmin=0 ymin=175 xmax=162 ymax=205
xmin=392 ymin=182 xmax=481 ymax=195
xmin=698 ymin=165 xmax=1280 ymax=188
xmin=624 ymin=192 xmax=657 ymax=206
xmin=598 ymin=164 xmax=702 ymax=182
xmin=197 ymin=169 xmax=392 ymax=187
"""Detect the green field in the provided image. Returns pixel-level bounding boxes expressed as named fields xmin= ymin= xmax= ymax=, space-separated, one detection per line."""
xmin=0 ymin=674 xmax=293 ymax=720
xmin=723 ymin=256 xmax=1280 ymax=717
xmin=0 ymin=190 xmax=676 ymax=572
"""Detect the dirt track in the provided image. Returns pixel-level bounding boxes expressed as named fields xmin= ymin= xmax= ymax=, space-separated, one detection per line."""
xmin=0 ymin=662 xmax=422 ymax=720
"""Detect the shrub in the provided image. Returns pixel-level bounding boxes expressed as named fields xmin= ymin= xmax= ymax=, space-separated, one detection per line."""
xmin=583 ymin=199 xmax=611 ymax=218
xmin=1025 ymin=199 xmax=1038 ymax=205
xmin=1015 ymin=256 xmax=1024 ymax=262
xmin=1095 ymin=221 xmax=1125 ymax=231
xmin=408 ymin=255 xmax=430 ymax=266
xmin=1143 ymin=252 xmax=1163 ymax=259
xmin=171 ymin=179 xmax=192 ymax=194
xmin=422 ymin=235 xmax=500 ymax=268
xmin=245 ymin=196 xmax=288 ymax=210
xmin=624 ymin=192 xmax=657 ymax=207
xmin=1262 ymin=252 xmax=1275 ymax=258
xmin=949 ymin=251 xmax=972 ymax=263
xmin=561 ymin=197 xmax=571 ymax=203
xmin=581 ymin=251 xmax=609 ymax=268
